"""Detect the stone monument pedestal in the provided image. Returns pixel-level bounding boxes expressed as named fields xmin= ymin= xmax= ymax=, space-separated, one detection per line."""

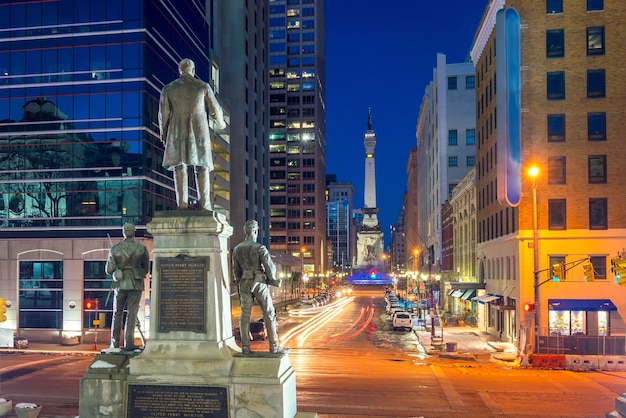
xmin=79 ymin=211 xmax=312 ymax=417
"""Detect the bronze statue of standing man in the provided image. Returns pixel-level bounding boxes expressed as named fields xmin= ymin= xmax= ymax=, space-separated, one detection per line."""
xmin=232 ymin=220 xmax=287 ymax=355
xmin=158 ymin=58 xmax=227 ymax=211
xmin=106 ymin=223 xmax=150 ymax=352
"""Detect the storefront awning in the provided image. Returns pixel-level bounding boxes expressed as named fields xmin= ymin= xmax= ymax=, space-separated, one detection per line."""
xmin=460 ymin=289 xmax=476 ymax=300
xmin=451 ymin=289 xmax=464 ymax=298
xmin=548 ymin=299 xmax=617 ymax=311
xmin=471 ymin=294 xmax=501 ymax=304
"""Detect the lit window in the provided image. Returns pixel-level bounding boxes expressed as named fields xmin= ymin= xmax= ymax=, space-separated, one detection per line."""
xmin=587 ymin=26 xmax=605 ymax=55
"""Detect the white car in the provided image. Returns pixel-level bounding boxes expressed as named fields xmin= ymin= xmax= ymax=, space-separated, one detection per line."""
xmin=392 ymin=311 xmax=413 ymax=331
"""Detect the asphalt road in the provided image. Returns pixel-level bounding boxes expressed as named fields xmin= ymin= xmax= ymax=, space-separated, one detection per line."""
xmin=0 ymin=288 xmax=624 ymax=417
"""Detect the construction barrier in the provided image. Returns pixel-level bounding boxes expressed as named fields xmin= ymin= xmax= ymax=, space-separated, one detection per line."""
xmin=531 ymin=354 xmax=565 ymax=369
xmin=566 ymin=355 xmax=599 ymax=371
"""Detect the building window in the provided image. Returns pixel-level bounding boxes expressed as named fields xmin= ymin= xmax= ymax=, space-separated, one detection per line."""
xmin=547 ymin=114 xmax=566 ymax=142
xmin=19 ymin=261 xmax=63 ymax=329
xmin=547 ymin=0 xmax=563 ymax=13
xmin=588 ymin=155 xmax=607 ymax=184
xmin=548 ymin=156 xmax=566 ymax=185
xmin=587 ymin=26 xmax=605 ymax=55
xmin=547 ymin=71 xmax=565 ymax=100
xmin=466 ymin=129 xmax=476 ymax=145
xmin=588 ymin=112 xmax=606 ymax=141
xmin=587 ymin=69 xmax=606 ymax=98
xmin=84 ymin=261 xmax=114 ymax=328
xmin=546 ymin=29 xmax=565 ymax=58
xmin=448 ymin=129 xmax=458 ymax=145
xmin=448 ymin=156 xmax=458 ymax=167
xmin=447 ymin=76 xmax=457 ymax=90
xmin=589 ymin=256 xmax=606 ymax=280
xmin=589 ymin=198 xmax=608 ymax=230
xmin=548 ymin=199 xmax=566 ymax=230
xmin=587 ymin=0 xmax=603 ymax=11
xmin=467 ymin=156 xmax=476 ymax=166
xmin=466 ymin=76 xmax=475 ymax=89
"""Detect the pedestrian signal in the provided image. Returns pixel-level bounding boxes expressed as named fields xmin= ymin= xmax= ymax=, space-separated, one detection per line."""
xmin=552 ymin=263 xmax=564 ymax=282
xmin=85 ymin=300 xmax=94 ymax=310
xmin=523 ymin=303 xmax=535 ymax=312
xmin=582 ymin=262 xmax=595 ymax=282
xmin=0 ymin=297 xmax=6 ymax=322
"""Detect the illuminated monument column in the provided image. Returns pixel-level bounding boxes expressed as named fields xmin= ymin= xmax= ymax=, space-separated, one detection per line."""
xmin=355 ymin=109 xmax=384 ymax=269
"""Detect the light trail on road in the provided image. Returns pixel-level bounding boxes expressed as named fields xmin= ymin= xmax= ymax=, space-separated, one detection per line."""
xmin=280 ymin=296 xmax=354 ymax=347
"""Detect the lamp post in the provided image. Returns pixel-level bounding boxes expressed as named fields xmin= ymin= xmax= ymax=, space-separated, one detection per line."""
xmin=528 ymin=165 xmax=540 ymax=354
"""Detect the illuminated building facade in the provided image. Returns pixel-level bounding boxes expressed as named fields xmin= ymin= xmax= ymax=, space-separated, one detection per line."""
xmin=268 ymin=0 xmax=327 ymax=275
xmin=472 ymin=0 xmax=626 ymax=348
xmin=0 ymin=0 xmax=231 ymax=341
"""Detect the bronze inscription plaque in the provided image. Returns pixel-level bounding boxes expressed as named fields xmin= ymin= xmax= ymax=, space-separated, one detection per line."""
xmin=158 ymin=255 xmax=208 ymax=332
xmin=127 ymin=384 xmax=228 ymax=418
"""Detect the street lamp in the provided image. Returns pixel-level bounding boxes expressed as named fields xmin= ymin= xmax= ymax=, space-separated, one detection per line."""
xmin=528 ymin=165 xmax=540 ymax=354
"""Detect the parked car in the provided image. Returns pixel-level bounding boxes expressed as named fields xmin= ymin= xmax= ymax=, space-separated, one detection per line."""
xmin=14 ymin=336 xmax=29 ymax=349
xmin=392 ymin=311 xmax=413 ymax=331
xmin=250 ymin=320 xmax=267 ymax=341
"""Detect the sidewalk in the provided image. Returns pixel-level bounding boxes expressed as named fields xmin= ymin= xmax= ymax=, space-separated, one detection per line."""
xmin=414 ymin=322 xmax=519 ymax=362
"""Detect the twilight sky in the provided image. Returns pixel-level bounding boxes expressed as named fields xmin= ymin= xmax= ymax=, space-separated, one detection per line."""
xmin=324 ymin=1 xmax=488 ymax=248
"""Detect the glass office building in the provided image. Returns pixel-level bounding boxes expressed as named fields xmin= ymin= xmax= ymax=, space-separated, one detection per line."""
xmin=0 ymin=0 xmax=229 ymax=340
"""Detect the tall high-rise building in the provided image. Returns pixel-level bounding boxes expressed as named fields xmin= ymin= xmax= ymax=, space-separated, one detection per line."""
xmin=416 ymin=53 xmax=476 ymax=281
xmin=0 ymin=0 xmax=234 ymax=341
xmin=268 ymin=0 xmax=327 ymax=275
xmin=219 ymin=0 xmax=270 ymax=245
xmin=472 ymin=0 xmax=626 ymax=347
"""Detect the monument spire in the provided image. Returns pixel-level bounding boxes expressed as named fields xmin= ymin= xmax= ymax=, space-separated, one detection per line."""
xmin=354 ymin=108 xmax=384 ymax=270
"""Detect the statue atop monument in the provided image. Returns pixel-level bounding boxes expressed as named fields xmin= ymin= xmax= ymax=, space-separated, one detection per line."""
xmin=158 ymin=58 xmax=227 ymax=211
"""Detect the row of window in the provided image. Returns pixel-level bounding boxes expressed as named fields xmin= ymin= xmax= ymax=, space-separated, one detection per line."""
xmin=269 ymin=81 xmax=316 ymax=91
xmin=270 ymin=208 xmax=316 ymax=218
xmin=270 ymin=107 xmax=315 ymax=117
xmin=270 ymin=183 xmax=315 ymax=193
xmin=547 ymin=26 xmax=605 ymax=58
xmin=270 ymin=93 xmax=315 ymax=103
xmin=547 ymin=0 xmax=603 ymax=13
xmin=548 ymin=155 xmax=608 ymax=185
xmin=548 ymin=198 xmax=607 ymax=230
xmin=547 ymin=69 xmax=606 ymax=100
xmin=548 ymin=112 xmax=606 ymax=142
xmin=270 ymin=233 xmax=315 ymax=244
xmin=447 ymin=75 xmax=475 ymax=90
xmin=269 ymin=55 xmax=316 ymax=67
xmin=269 ymin=221 xmax=316 ymax=230
xmin=270 ymin=196 xmax=315 ymax=205
xmin=448 ymin=156 xmax=476 ymax=167
xmin=448 ymin=129 xmax=476 ymax=146
xmin=270 ymin=120 xmax=315 ymax=129
xmin=270 ymin=171 xmax=316 ymax=180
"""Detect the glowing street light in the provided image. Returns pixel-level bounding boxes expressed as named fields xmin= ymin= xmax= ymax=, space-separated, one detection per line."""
xmin=527 ymin=165 xmax=540 ymax=356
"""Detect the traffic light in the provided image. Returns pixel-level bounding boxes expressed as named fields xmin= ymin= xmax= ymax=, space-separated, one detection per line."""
xmin=582 ymin=262 xmax=595 ymax=282
xmin=85 ymin=300 xmax=94 ymax=310
xmin=552 ymin=263 xmax=564 ymax=282
xmin=523 ymin=302 xmax=535 ymax=312
xmin=611 ymin=257 xmax=626 ymax=285
xmin=0 ymin=297 xmax=6 ymax=322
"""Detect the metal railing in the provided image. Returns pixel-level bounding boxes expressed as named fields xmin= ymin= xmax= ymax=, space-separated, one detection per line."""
xmin=536 ymin=327 xmax=626 ymax=355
